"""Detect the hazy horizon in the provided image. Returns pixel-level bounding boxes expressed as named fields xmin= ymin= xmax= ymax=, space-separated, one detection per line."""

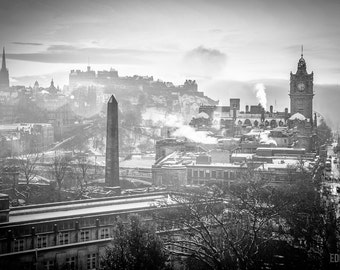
xmin=1 ymin=0 xmax=340 ymax=87
xmin=1 ymin=0 xmax=340 ymax=128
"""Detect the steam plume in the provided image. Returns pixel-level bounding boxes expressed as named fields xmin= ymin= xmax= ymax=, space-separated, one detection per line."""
xmin=254 ymin=83 xmax=267 ymax=110
xmin=142 ymin=108 xmax=217 ymax=144
xmin=259 ymin=131 xmax=277 ymax=146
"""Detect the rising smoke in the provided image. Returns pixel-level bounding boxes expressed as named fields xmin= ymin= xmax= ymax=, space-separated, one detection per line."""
xmin=142 ymin=108 xmax=217 ymax=144
xmin=254 ymin=83 xmax=267 ymax=110
xmin=259 ymin=130 xmax=277 ymax=146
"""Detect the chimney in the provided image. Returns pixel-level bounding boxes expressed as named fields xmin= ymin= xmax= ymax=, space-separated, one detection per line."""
xmin=284 ymin=108 xmax=288 ymax=121
xmin=245 ymin=105 xmax=249 ymax=113
xmin=105 ymin=95 xmax=120 ymax=189
xmin=261 ymin=108 xmax=265 ymax=122
xmin=233 ymin=105 xmax=237 ymax=120
xmin=270 ymin=105 xmax=273 ymax=114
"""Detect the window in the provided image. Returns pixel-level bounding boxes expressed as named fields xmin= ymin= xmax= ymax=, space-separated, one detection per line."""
xmin=100 ymin=228 xmax=110 ymax=239
xmin=205 ymin=170 xmax=210 ymax=178
xmin=37 ymin=235 xmax=48 ymax=248
xmin=66 ymin=257 xmax=76 ymax=270
xmin=199 ymin=170 xmax=204 ymax=178
xmin=80 ymin=230 xmax=90 ymax=242
xmin=224 ymin=171 xmax=229 ymax=180
xmin=187 ymin=169 xmax=192 ymax=178
xmin=193 ymin=170 xmax=198 ymax=178
xmin=211 ymin=171 xmax=216 ymax=178
xmin=43 ymin=260 xmax=54 ymax=270
xmin=230 ymin=171 xmax=235 ymax=179
xmin=59 ymin=232 xmax=70 ymax=245
xmin=87 ymin=254 xmax=97 ymax=270
xmin=14 ymin=239 xmax=25 ymax=252
xmin=217 ymin=170 xmax=223 ymax=179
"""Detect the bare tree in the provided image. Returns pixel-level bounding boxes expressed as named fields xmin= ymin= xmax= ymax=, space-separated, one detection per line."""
xmin=0 ymin=158 xmax=27 ymax=206
xmin=51 ymin=152 xmax=71 ymax=201
xmin=101 ymin=214 xmax=170 ymax=270
xmin=156 ymin=168 xmax=327 ymax=270
xmin=73 ymin=153 xmax=92 ymax=199
xmin=16 ymin=153 xmax=41 ymax=203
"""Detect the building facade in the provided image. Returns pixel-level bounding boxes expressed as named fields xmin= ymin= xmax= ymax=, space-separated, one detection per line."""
xmin=0 ymin=193 xmax=170 ymax=270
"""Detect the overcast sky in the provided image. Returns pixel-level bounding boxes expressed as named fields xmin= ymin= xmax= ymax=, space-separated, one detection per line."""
xmin=0 ymin=0 xmax=339 ymax=87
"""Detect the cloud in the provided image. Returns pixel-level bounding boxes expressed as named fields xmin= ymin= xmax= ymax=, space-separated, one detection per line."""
xmin=12 ymin=42 xmax=43 ymax=46
xmin=209 ymin=29 xmax=223 ymax=33
xmin=181 ymin=46 xmax=227 ymax=78
xmin=47 ymin=45 xmax=78 ymax=51
xmin=6 ymin=45 xmax=171 ymax=65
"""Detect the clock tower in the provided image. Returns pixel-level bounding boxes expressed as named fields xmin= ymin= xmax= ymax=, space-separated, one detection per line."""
xmin=289 ymin=47 xmax=314 ymax=120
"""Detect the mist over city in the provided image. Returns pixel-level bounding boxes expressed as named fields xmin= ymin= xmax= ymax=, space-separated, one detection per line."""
xmin=0 ymin=0 xmax=340 ymax=269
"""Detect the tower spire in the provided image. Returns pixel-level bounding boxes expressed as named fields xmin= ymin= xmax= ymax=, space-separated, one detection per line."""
xmin=301 ymin=45 xmax=303 ymax=58
xmin=1 ymin=47 xmax=6 ymax=70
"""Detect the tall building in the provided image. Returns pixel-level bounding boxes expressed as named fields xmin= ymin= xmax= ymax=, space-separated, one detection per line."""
xmin=105 ymin=95 xmax=120 ymax=188
xmin=288 ymin=47 xmax=316 ymax=151
xmin=0 ymin=47 xmax=9 ymax=90
xmin=289 ymin=47 xmax=314 ymax=120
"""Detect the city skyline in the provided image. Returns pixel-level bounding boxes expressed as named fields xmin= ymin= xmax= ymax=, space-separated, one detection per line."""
xmin=0 ymin=0 xmax=339 ymax=89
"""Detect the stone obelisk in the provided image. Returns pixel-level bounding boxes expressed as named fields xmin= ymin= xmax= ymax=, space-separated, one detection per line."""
xmin=105 ymin=95 xmax=120 ymax=188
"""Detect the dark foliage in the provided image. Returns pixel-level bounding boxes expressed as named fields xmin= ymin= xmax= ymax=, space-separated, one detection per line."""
xmin=101 ymin=215 xmax=170 ymax=270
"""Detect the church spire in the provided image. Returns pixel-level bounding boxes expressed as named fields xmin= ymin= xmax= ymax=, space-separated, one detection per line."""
xmin=297 ymin=45 xmax=306 ymax=71
xmin=1 ymin=47 xmax=6 ymax=70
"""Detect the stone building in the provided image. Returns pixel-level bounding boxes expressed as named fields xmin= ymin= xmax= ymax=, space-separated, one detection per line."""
xmin=0 ymin=193 xmax=172 ymax=270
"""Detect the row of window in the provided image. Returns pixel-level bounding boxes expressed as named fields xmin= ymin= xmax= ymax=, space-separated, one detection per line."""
xmin=42 ymin=254 xmax=96 ymax=270
xmin=188 ymin=169 xmax=240 ymax=180
xmin=10 ymin=227 xmax=111 ymax=252
xmin=3 ymin=214 xmax=121 ymax=238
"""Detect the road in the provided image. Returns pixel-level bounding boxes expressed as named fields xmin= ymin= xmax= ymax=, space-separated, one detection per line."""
xmin=324 ymin=145 xmax=340 ymax=180
xmin=323 ymin=144 xmax=340 ymax=218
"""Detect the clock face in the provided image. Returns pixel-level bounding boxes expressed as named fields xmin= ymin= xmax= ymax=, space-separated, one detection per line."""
xmin=297 ymin=82 xmax=305 ymax=91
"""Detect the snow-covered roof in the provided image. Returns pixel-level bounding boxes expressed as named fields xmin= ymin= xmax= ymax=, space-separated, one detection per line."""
xmin=289 ymin=112 xmax=306 ymax=121
xmin=197 ymin=112 xmax=209 ymax=119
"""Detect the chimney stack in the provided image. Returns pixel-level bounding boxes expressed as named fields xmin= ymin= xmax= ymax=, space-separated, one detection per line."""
xmin=261 ymin=108 xmax=265 ymax=122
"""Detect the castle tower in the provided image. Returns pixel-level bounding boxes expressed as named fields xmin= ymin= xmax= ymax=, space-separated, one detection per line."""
xmin=0 ymin=47 xmax=9 ymax=90
xmin=105 ymin=95 xmax=120 ymax=187
xmin=289 ymin=46 xmax=314 ymax=120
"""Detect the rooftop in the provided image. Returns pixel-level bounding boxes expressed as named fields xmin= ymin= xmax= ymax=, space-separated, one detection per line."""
xmin=5 ymin=193 xmax=168 ymax=225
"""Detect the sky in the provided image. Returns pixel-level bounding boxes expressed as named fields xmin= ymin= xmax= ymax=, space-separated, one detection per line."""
xmin=0 ymin=0 xmax=340 ymax=89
